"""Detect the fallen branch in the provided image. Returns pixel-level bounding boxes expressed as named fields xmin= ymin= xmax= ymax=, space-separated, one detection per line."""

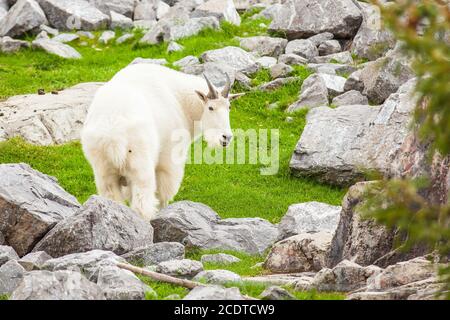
xmin=117 ymin=262 xmax=202 ymax=289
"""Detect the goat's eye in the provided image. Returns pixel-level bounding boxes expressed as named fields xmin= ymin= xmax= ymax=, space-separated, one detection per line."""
xmin=209 ymin=106 xmax=214 ymax=111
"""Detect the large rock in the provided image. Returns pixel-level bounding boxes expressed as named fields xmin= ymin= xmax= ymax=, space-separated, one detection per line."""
xmin=360 ymin=45 xmax=415 ymax=104
xmin=88 ymin=0 xmax=135 ymax=18
xmin=32 ymin=38 xmax=82 ymax=59
xmin=289 ymin=78 xmax=418 ymax=186
xmin=33 ymin=196 xmax=153 ymax=258
xmin=121 ymin=242 xmax=185 ymax=266
xmin=96 ymin=265 xmax=152 ymax=300
xmin=332 ymin=90 xmax=368 ymax=107
xmin=151 ymin=201 xmax=278 ymax=255
xmin=37 ymin=0 xmax=110 ymax=31
xmin=41 ymin=250 xmax=126 ymax=281
xmin=264 ymin=231 xmax=332 ymax=273
xmin=155 ymin=259 xmax=203 ymax=279
xmin=366 ymin=257 xmax=437 ymax=291
xmin=287 ymin=74 xmax=328 ymax=112
xmin=277 ymin=202 xmax=341 ymax=241
xmin=0 ymin=82 xmax=102 ymax=145
xmin=239 ymin=36 xmax=287 ymax=58
xmin=318 ymin=73 xmax=346 ymax=98
xmin=18 ymin=251 xmax=52 ymax=271
xmin=0 ymin=36 xmax=30 ymax=53
xmin=140 ymin=16 xmax=219 ymax=44
xmin=0 ymin=164 xmax=80 ymax=256
xmin=328 ymin=182 xmax=428 ymax=268
xmin=183 ymin=285 xmax=244 ymax=300
xmin=0 ymin=260 xmax=26 ymax=294
xmin=0 ymin=245 xmax=19 ymax=266
xmin=191 ymin=0 xmax=240 ymax=26
xmin=0 ymin=0 xmax=48 ymax=37
xmin=285 ymin=39 xmax=318 ymax=61
xmin=193 ymin=269 xmax=241 ymax=285
xmin=310 ymin=259 xmax=382 ymax=292
xmin=201 ymin=46 xmax=259 ymax=75
xmin=268 ymin=0 xmax=362 ymax=40
xmin=10 ymin=270 xmax=104 ymax=300
xmin=350 ymin=2 xmax=395 ymax=61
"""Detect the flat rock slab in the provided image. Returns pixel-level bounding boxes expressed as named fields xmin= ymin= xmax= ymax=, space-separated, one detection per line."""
xmin=151 ymin=201 xmax=278 ymax=255
xmin=0 ymin=163 xmax=80 ymax=256
xmin=289 ymin=78 xmax=417 ymax=186
xmin=0 ymin=82 xmax=103 ymax=145
xmin=33 ymin=195 xmax=154 ymax=258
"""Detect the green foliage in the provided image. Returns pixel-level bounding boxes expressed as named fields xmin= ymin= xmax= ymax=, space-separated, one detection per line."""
xmin=364 ymin=0 xmax=450 ymax=299
xmin=0 ymin=294 xmax=9 ymax=300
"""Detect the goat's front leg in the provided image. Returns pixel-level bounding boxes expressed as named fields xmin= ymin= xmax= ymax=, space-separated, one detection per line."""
xmin=155 ymin=162 xmax=185 ymax=209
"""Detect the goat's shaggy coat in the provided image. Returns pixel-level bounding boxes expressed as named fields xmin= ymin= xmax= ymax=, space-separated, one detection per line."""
xmin=81 ymin=64 xmax=238 ymax=220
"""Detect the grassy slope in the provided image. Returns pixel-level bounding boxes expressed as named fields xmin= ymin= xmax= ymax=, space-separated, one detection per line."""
xmin=0 ymin=14 xmax=346 ymax=300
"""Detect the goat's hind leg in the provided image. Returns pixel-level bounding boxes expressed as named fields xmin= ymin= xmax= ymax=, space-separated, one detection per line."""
xmin=156 ymin=164 xmax=184 ymax=209
xmin=93 ymin=165 xmax=124 ymax=203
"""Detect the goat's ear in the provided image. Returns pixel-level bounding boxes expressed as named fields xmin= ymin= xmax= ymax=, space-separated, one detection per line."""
xmin=195 ymin=90 xmax=208 ymax=103
xmin=228 ymin=93 xmax=245 ymax=100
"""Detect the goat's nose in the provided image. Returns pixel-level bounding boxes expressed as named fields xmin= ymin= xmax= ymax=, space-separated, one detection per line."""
xmin=222 ymin=134 xmax=232 ymax=142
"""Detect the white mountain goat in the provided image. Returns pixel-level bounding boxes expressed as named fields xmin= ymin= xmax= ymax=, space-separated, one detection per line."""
xmin=81 ymin=63 xmax=243 ymax=221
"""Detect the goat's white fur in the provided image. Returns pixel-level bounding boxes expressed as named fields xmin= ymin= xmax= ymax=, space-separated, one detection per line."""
xmin=81 ymin=63 xmax=238 ymax=221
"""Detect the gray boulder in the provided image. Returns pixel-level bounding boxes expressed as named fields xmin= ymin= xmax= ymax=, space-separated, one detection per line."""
xmin=155 ymin=259 xmax=203 ymax=279
xmin=287 ymin=74 xmax=328 ymax=112
xmin=191 ymin=0 xmax=240 ymax=26
xmin=278 ymin=53 xmax=307 ymax=66
xmin=202 ymin=62 xmax=236 ymax=88
xmin=344 ymin=69 xmax=364 ymax=92
xmin=32 ymin=38 xmax=82 ymax=59
xmin=41 ymin=250 xmax=125 ymax=281
xmin=110 ymin=11 xmax=133 ymax=30
xmin=201 ymin=253 xmax=240 ymax=265
xmin=256 ymin=56 xmax=277 ymax=69
xmin=332 ymin=90 xmax=369 ymax=107
xmin=268 ymin=0 xmax=362 ymax=39
xmin=121 ymin=242 xmax=185 ymax=266
xmin=88 ymin=0 xmax=135 ymax=18
xmin=18 ymin=251 xmax=52 ymax=271
xmin=96 ymin=265 xmax=152 ymax=300
xmin=0 ymin=0 xmax=47 ymax=37
xmin=311 ymin=51 xmax=353 ymax=64
xmin=0 ymin=245 xmax=19 ymax=266
xmin=318 ymin=73 xmax=346 ymax=98
xmin=289 ymin=78 xmax=418 ymax=186
xmin=52 ymin=33 xmax=79 ymax=43
xmin=0 ymin=82 xmax=101 ymax=145
xmin=239 ymin=36 xmax=287 ymax=58
xmin=33 ymin=196 xmax=153 ymax=258
xmin=183 ymin=285 xmax=244 ymax=300
xmin=308 ymin=63 xmax=357 ymax=76
xmin=264 ymin=231 xmax=332 ymax=273
xmin=285 ymin=39 xmax=318 ymax=61
xmin=259 ymin=286 xmax=295 ymax=300
xmin=115 ymin=33 xmax=133 ymax=44
xmin=167 ymin=41 xmax=184 ymax=53
xmin=270 ymin=63 xmax=293 ymax=79
xmin=173 ymin=55 xmax=200 ymax=69
xmin=140 ymin=16 xmax=219 ymax=44
xmin=258 ymin=77 xmax=297 ymax=91
xmin=310 ymin=259 xmax=382 ymax=292
xmin=307 ymin=32 xmax=334 ymax=47
xmin=350 ymin=2 xmax=395 ymax=61
xmin=151 ymin=201 xmax=278 ymax=255
xmin=0 ymin=36 xmax=30 ymax=53
xmin=318 ymin=40 xmax=341 ymax=56
xmin=0 ymin=164 xmax=80 ymax=256
xmin=360 ymin=45 xmax=415 ymax=104
xmin=10 ymin=270 xmax=104 ymax=300
xmin=193 ymin=269 xmax=241 ymax=284
xmin=277 ymin=202 xmax=341 ymax=241
xmin=37 ymin=0 xmax=109 ymax=31
xmin=0 ymin=260 xmax=26 ymax=294
xmin=98 ymin=30 xmax=115 ymax=44
xmin=201 ymin=46 xmax=259 ymax=75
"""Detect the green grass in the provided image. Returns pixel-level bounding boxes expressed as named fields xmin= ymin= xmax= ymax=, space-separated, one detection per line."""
xmin=0 ymin=294 xmax=9 ymax=300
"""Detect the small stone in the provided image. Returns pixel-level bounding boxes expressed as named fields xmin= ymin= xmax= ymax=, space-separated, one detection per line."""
xmin=278 ymin=53 xmax=308 ymax=66
xmin=37 ymin=88 xmax=45 ymax=95
xmin=259 ymin=286 xmax=295 ymax=300
xmin=318 ymin=40 xmax=342 ymax=56
xmin=116 ymin=33 xmax=134 ymax=44
xmin=285 ymin=39 xmax=318 ymax=61
xmin=183 ymin=285 xmax=244 ymax=300
xmin=76 ymin=31 xmax=95 ymax=39
xmin=270 ymin=63 xmax=293 ymax=79
xmin=155 ymin=259 xmax=203 ymax=279
xmin=18 ymin=251 xmax=52 ymax=271
xmin=256 ymin=56 xmax=277 ymax=69
xmin=32 ymin=39 xmax=82 ymax=59
xmin=39 ymin=24 xmax=59 ymax=36
xmin=332 ymin=90 xmax=369 ymax=107
xmin=200 ymin=253 xmax=241 ymax=265
xmin=311 ymin=51 xmax=353 ymax=65
xmin=259 ymin=77 xmax=297 ymax=91
xmin=0 ymin=36 xmax=30 ymax=53
xmin=99 ymin=30 xmax=115 ymax=44
xmin=173 ymin=55 xmax=199 ymax=69
xmin=307 ymin=32 xmax=334 ymax=47
xmin=122 ymin=242 xmax=185 ymax=266
xmin=167 ymin=41 xmax=184 ymax=53
xmin=52 ymin=33 xmax=79 ymax=43
xmin=193 ymin=269 xmax=241 ymax=285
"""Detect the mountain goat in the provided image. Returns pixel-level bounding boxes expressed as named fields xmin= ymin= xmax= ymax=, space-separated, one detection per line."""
xmin=81 ymin=63 xmax=243 ymax=221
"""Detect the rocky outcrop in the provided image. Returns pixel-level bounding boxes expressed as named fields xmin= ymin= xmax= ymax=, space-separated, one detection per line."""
xmin=0 ymin=163 xmax=80 ymax=256
xmin=33 ymin=196 xmax=154 ymax=258
xmin=268 ymin=0 xmax=362 ymax=40
xmin=0 ymin=82 xmax=102 ymax=145
xmin=289 ymin=78 xmax=418 ymax=186
xmin=151 ymin=201 xmax=278 ymax=255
